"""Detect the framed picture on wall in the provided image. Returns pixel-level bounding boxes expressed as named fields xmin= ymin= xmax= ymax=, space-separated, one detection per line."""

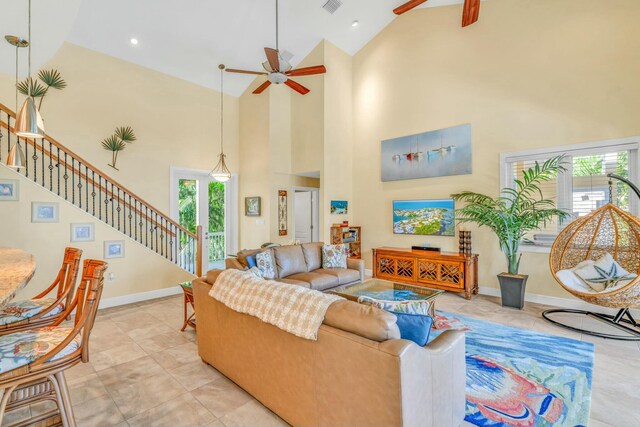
xmin=0 ymin=179 xmax=19 ymax=201
xmin=245 ymin=197 xmax=261 ymax=216
xmin=330 ymin=200 xmax=348 ymax=215
xmin=31 ymin=202 xmax=59 ymax=223
xmin=71 ymin=223 xmax=95 ymax=242
xmin=104 ymin=240 xmax=125 ymax=259
xmin=278 ymin=190 xmax=287 ymax=236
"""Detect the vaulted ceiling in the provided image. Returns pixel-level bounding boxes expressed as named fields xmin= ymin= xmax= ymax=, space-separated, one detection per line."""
xmin=0 ymin=0 xmax=466 ymax=97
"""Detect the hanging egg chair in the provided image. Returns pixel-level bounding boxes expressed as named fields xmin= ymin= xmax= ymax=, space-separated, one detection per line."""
xmin=544 ymin=174 xmax=640 ymax=341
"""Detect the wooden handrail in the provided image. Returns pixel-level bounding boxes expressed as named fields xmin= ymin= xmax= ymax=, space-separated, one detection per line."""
xmin=0 ymin=102 xmax=196 ymax=240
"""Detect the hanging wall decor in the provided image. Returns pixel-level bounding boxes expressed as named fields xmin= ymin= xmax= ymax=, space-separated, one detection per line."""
xmin=101 ymin=126 xmax=137 ymax=170
xmin=278 ymin=190 xmax=287 ymax=236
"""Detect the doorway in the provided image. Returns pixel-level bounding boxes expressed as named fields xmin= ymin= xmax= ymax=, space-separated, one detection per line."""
xmin=293 ymin=188 xmax=319 ymax=243
xmin=170 ymin=168 xmax=238 ymax=271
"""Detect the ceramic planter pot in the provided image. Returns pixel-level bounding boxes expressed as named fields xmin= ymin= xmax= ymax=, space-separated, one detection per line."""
xmin=497 ymin=273 xmax=528 ymax=309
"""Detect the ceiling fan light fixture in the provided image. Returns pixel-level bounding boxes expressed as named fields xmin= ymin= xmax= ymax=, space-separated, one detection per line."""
xmin=269 ymin=72 xmax=288 ymax=84
xmin=210 ymin=153 xmax=231 ymax=182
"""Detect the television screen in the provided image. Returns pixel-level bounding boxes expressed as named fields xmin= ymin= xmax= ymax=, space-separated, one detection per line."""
xmin=393 ymin=199 xmax=455 ymax=236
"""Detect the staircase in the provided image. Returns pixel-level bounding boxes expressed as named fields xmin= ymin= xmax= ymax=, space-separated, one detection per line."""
xmin=0 ymin=102 xmax=202 ymax=276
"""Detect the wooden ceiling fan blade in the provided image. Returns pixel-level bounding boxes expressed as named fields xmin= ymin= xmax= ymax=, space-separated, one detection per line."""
xmin=226 ymin=69 xmax=268 ymax=75
xmin=286 ymin=65 xmax=327 ymax=77
xmin=393 ymin=0 xmax=429 ymax=15
xmin=253 ymin=80 xmax=272 ymax=95
xmin=284 ymin=79 xmax=310 ymax=95
xmin=265 ymin=48 xmax=281 ymax=72
xmin=462 ymin=0 xmax=480 ymax=27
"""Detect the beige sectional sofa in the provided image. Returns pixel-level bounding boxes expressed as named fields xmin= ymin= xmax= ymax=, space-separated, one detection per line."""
xmin=226 ymin=242 xmax=365 ymax=291
xmin=193 ymin=270 xmax=466 ymax=427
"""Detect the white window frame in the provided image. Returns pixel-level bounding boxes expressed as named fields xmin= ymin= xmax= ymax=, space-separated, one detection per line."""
xmin=500 ymin=137 xmax=640 ymax=253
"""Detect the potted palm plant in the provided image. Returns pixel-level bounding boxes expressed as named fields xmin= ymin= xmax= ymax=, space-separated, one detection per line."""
xmin=452 ymin=156 xmax=568 ymax=309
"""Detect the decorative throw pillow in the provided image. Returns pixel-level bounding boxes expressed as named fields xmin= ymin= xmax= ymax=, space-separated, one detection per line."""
xmin=391 ymin=311 xmax=433 ymax=346
xmin=573 ymin=253 xmax=637 ymax=292
xmin=255 ymin=250 xmax=276 ymax=279
xmin=246 ymin=254 xmax=257 ymax=269
xmin=322 ymin=244 xmax=348 ymax=269
xmin=357 ymin=295 xmax=431 ymax=316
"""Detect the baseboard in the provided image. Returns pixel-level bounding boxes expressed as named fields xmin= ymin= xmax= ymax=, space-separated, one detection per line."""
xmin=365 ymin=268 xmax=373 ymax=277
xmin=99 ymin=286 xmax=182 ymax=309
xmin=478 ymin=286 xmax=640 ymax=316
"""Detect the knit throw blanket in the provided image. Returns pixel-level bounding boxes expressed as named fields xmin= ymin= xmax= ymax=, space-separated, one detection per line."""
xmin=210 ymin=269 xmax=343 ymax=340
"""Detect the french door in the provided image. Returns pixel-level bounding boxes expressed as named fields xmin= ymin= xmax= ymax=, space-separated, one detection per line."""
xmin=172 ymin=169 xmax=236 ymax=271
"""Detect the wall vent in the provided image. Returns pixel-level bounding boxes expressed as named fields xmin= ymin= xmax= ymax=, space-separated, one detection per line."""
xmin=322 ymin=0 xmax=343 ymax=14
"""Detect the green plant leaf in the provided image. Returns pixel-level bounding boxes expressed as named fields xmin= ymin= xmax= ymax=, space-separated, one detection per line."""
xmin=38 ymin=69 xmax=67 ymax=90
xmin=114 ymin=126 xmax=136 ymax=143
xmin=16 ymin=77 xmax=47 ymax=98
xmin=101 ymin=135 xmax=126 ymax=152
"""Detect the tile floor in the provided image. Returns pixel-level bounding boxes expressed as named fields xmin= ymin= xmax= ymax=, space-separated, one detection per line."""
xmin=3 ymin=292 xmax=639 ymax=427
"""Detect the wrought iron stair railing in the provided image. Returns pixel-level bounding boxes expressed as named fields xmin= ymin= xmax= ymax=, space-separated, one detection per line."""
xmin=0 ymin=102 xmax=202 ymax=276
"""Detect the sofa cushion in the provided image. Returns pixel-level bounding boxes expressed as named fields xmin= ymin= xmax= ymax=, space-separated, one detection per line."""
xmin=322 ymin=244 xmax=348 ymax=269
xmin=205 ymin=269 xmax=224 ymax=285
xmin=315 ymin=268 xmax=360 ymax=285
xmin=276 ymin=278 xmax=312 ymax=288
xmin=286 ymin=272 xmax=339 ymax=291
xmin=256 ymin=250 xmax=277 ymax=279
xmin=301 ymin=243 xmax=323 ymax=271
xmin=273 ymin=245 xmax=308 ymax=278
xmin=236 ymin=248 xmax=266 ymax=268
xmin=323 ymin=300 xmax=400 ymax=342
xmin=391 ymin=311 xmax=433 ymax=346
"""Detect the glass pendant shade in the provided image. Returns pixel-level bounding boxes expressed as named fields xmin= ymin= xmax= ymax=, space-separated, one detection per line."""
xmin=6 ymin=142 xmax=26 ymax=168
xmin=15 ymin=96 xmax=45 ymax=138
xmin=210 ymin=153 xmax=231 ymax=182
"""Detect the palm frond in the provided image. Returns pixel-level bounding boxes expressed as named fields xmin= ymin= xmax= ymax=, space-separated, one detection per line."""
xmin=17 ymin=78 xmax=47 ymax=98
xmin=38 ymin=69 xmax=67 ymax=90
xmin=114 ymin=126 xmax=136 ymax=143
xmin=101 ymin=135 xmax=126 ymax=152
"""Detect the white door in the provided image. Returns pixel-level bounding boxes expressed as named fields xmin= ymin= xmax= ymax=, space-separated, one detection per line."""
xmin=295 ymin=191 xmax=313 ymax=243
xmin=172 ymin=171 xmax=228 ymax=270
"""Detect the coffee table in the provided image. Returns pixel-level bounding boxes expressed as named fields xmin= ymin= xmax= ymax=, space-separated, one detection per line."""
xmin=329 ymin=278 xmax=443 ymax=321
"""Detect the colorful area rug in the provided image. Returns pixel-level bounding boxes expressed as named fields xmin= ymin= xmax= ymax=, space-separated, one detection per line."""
xmin=429 ymin=311 xmax=594 ymax=427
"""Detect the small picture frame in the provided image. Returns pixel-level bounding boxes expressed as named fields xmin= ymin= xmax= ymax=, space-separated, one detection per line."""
xmin=0 ymin=180 xmax=19 ymax=201
xmin=104 ymin=240 xmax=125 ymax=259
xmin=245 ymin=196 xmax=261 ymax=216
xmin=331 ymin=200 xmax=348 ymax=215
xmin=31 ymin=202 xmax=59 ymax=223
xmin=71 ymin=223 xmax=95 ymax=242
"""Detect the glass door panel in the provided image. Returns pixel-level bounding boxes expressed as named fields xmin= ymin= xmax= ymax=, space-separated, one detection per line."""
xmin=207 ymin=181 xmax=226 ymax=270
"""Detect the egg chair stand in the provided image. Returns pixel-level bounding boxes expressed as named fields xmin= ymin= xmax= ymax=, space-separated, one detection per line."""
xmin=543 ymin=173 xmax=640 ymax=341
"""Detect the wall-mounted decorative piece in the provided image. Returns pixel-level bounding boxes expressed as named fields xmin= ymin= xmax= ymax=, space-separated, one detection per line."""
xmin=245 ymin=197 xmax=261 ymax=216
xmin=101 ymin=126 xmax=137 ymax=170
xmin=330 ymin=200 xmax=348 ymax=215
xmin=31 ymin=202 xmax=59 ymax=223
xmin=0 ymin=180 xmax=19 ymax=201
xmin=381 ymin=124 xmax=472 ymax=182
xmin=71 ymin=223 xmax=95 ymax=243
xmin=17 ymin=69 xmax=67 ymax=112
xmin=104 ymin=240 xmax=125 ymax=259
xmin=278 ymin=190 xmax=288 ymax=236
xmin=393 ymin=199 xmax=455 ymax=236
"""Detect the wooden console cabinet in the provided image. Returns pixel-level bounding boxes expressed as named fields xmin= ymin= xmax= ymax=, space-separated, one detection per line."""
xmin=372 ymin=247 xmax=479 ymax=299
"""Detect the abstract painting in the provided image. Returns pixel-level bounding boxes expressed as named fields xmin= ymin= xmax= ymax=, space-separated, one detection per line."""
xmin=431 ymin=311 xmax=594 ymax=427
xmin=393 ymin=199 xmax=455 ymax=236
xmin=381 ymin=124 xmax=472 ymax=182
xmin=330 ymin=200 xmax=348 ymax=215
xmin=278 ymin=190 xmax=287 ymax=236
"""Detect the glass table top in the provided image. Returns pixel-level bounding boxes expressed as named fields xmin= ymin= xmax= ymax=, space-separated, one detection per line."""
xmin=330 ymin=278 xmax=443 ymax=302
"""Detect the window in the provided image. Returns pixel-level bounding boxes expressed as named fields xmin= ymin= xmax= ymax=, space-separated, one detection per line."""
xmin=500 ymin=138 xmax=639 ymax=248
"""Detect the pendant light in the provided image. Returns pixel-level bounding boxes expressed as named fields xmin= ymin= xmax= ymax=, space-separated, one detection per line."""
xmin=15 ymin=0 xmax=46 ymax=139
xmin=210 ymin=64 xmax=231 ymax=182
xmin=4 ymin=35 xmax=28 ymax=169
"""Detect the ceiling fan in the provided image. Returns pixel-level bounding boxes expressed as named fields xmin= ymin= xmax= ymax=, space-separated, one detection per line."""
xmin=393 ymin=0 xmax=480 ymax=27
xmin=226 ymin=0 xmax=326 ymax=95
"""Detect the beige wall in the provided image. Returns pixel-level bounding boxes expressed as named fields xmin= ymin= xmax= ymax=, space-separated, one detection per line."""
xmin=0 ymin=43 xmax=240 ymax=300
xmin=352 ymin=0 xmax=640 ymax=298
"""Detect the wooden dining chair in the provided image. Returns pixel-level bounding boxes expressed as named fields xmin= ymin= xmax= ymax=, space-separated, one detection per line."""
xmin=0 ymin=248 xmax=82 ymax=336
xmin=0 ymin=259 xmax=107 ymax=427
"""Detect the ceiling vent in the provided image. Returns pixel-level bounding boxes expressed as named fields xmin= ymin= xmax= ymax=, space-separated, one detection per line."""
xmin=322 ymin=0 xmax=343 ymax=14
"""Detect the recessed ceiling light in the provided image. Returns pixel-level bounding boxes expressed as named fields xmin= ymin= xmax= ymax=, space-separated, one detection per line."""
xmin=130 ymin=38 xmax=139 ymax=45
xmin=351 ymin=20 xmax=360 ymax=28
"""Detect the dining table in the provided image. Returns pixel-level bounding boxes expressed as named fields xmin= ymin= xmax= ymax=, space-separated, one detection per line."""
xmin=0 ymin=248 xmax=36 ymax=308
